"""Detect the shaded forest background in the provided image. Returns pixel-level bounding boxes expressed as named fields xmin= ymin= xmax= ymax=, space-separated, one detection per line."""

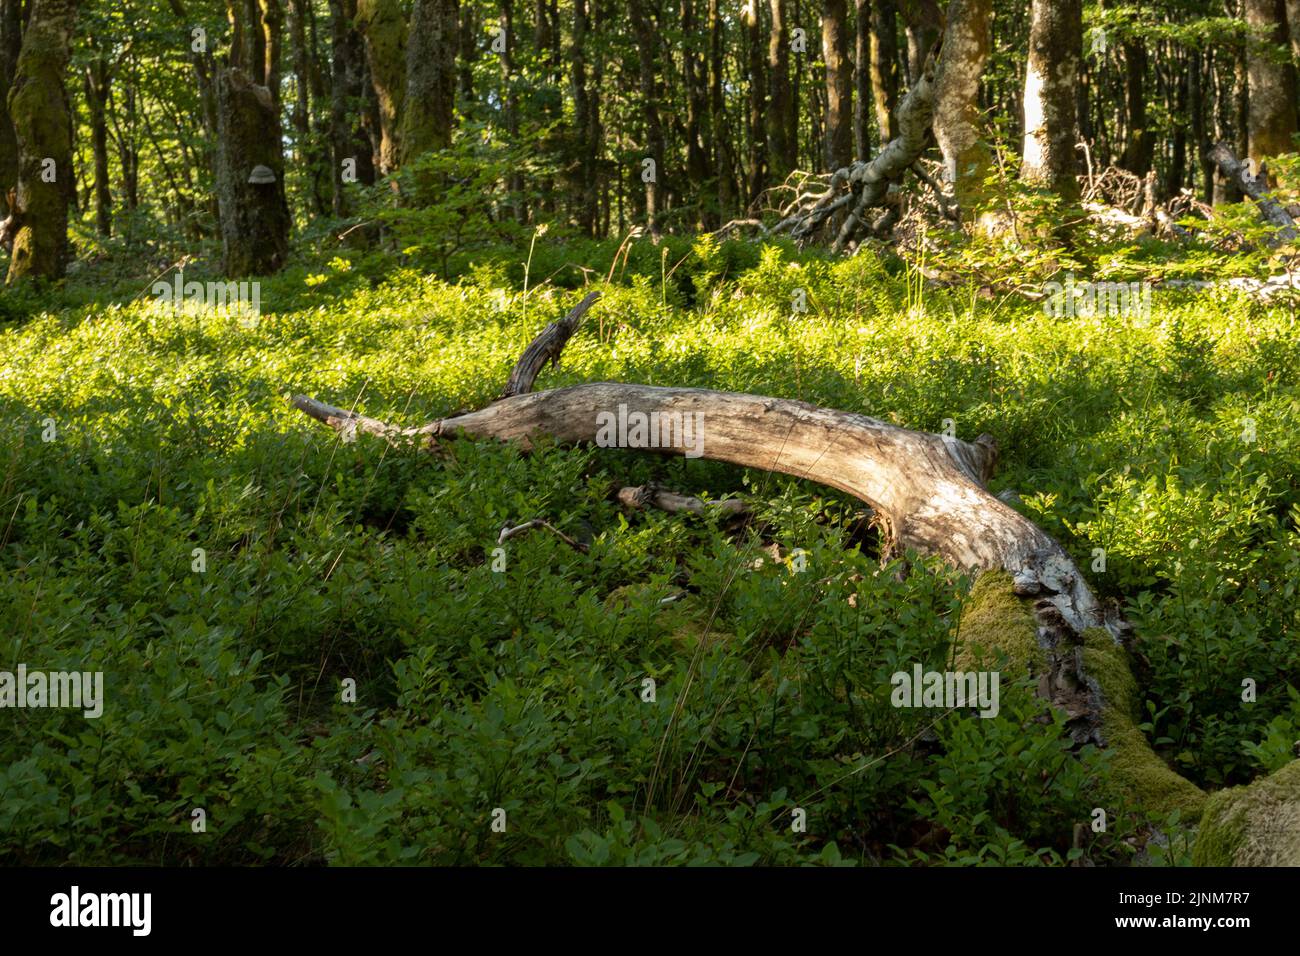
xmin=1 ymin=0 xmax=1299 ymax=283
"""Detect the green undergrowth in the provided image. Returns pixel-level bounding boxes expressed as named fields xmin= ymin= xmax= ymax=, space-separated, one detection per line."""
xmin=1 ymin=237 xmax=1296 ymax=865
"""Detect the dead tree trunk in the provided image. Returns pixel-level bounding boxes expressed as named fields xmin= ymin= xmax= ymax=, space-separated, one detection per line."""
xmin=214 ymin=67 xmax=292 ymax=275
xmin=1209 ymin=140 xmax=1299 ymax=241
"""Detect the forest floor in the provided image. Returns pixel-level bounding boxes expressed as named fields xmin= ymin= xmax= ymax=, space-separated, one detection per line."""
xmin=2 ymin=236 xmax=1298 ymax=865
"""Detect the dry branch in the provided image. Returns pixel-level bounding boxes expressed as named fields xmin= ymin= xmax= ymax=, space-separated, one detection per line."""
xmin=1208 ymin=142 xmax=1299 ymax=244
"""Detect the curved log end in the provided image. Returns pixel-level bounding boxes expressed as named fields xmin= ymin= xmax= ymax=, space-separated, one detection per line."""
xmin=1192 ymin=760 xmax=1300 ymax=866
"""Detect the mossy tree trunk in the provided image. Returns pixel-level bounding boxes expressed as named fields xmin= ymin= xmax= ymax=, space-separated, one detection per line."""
xmin=933 ymin=0 xmax=993 ymax=220
xmin=3 ymin=0 xmax=77 ymax=284
xmin=214 ymin=67 xmax=291 ymax=275
xmin=398 ymin=0 xmax=457 ymax=166
xmin=356 ymin=0 xmax=407 ymax=175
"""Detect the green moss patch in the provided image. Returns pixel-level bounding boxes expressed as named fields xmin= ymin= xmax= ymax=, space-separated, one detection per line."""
xmin=1193 ymin=759 xmax=1300 ymax=866
xmin=1080 ymin=628 xmax=1206 ymax=821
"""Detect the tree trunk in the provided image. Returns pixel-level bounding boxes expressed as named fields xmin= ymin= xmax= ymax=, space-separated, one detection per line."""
xmin=853 ymin=0 xmax=872 ymax=160
xmin=0 ymin=0 xmax=21 ymax=221
xmin=3 ymin=0 xmax=77 ymax=284
xmin=1245 ymin=0 xmax=1297 ymax=165
xmin=572 ymin=0 xmax=595 ymax=234
xmin=899 ymin=0 xmax=940 ymax=84
xmin=400 ymin=0 xmax=458 ymax=165
xmin=329 ymin=0 xmax=374 ymax=216
xmin=869 ymin=0 xmax=899 ymax=144
xmin=1190 ymin=49 xmax=1213 ymax=203
xmin=1120 ymin=37 xmax=1154 ymax=175
xmin=263 ymin=0 xmax=284 ymax=105
xmin=932 ymin=0 xmax=991 ymax=219
xmin=767 ymin=0 xmax=794 ymax=182
xmin=214 ymin=67 xmax=291 ymax=275
xmin=709 ymin=0 xmax=734 ymax=223
xmin=822 ymin=0 xmax=853 ymax=171
xmin=1020 ymin=0 xmax=1082 ymax=205
xmin=682 ymin=0 xmax=709 ymax=221
xmin=630 ymin=0 xmax=664 ymax=236
xmin=83 ymin=57 xmax=112 ymax=237
xmin=744 ymin=0 xmax=766 ymax=204
xmin=356 ymin=0 xmax=407 ymax=174
xmin=291 ymin=0 xmax=330 ymax=215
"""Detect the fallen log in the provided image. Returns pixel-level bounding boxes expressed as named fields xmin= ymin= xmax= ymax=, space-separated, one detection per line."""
xmin=289 ymin=289 xmax=1300 ymax=863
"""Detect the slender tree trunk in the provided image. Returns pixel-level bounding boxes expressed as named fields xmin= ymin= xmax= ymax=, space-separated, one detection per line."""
xmin=630 ymin=0 xmax=664 ymax=236
xmin=680 ymin=0 xmax=708 ymax=226
xmin=457 ymin=0 xmax=476 ymax=102
xmin=4 ymin=0 xmax=78 ymax=283
xmin=1245 ymin=0 xmax=1297 ymax=164
xmin=1120 ymin=36 xmax=1154 ymax=175
xmin=0 ymin=0 xmax=21 ymax=221
xmin=1166 ymin=62 xmax=1188 ymax=198
xmin=83 ymin=57 xmax=112 ymax=236
xmin=330 ymin=0 xmax=374 ymax=216
xmin=709 ymin=0 xmax=734 ymax=222
xmin=869 ymin=0 xmax=899 ymax=144
xmin=263 ymin=0 xmax=284 ymax=105
xmin=356 ymin=0 xmax=407 ymax=174
xmin=767 ymin=0 xmax=794 ymax=182
xmin=1190 ymin=49 xmax=1213 ymax=203
xmin=899 ymin=0 xmax=940 ymax=83
xmin=823 ymin=0 xmax=853 ymax=170
xmin=933 ymin=0 xmax=991 ymax=218
xmin=572 ymin=0 xmax=592 ymax=233
xmin=500 ymin=0 xmax=523 ymax=222
xmin=291 ymin=0 xmax=330 ymax=215
xmin=1020 ymin=0 xmax=1082 ymax=205
xmin=853 ymin=0 xmax=872 ymax=160
xmin=744 ymin=0 xmax=765 ymax=203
